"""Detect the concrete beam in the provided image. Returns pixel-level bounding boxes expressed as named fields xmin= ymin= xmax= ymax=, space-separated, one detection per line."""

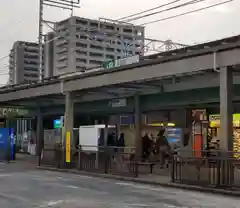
xmin=63 ymin=48 xmax=240 ymax=92
xmin=1 ymin=48 xmax=240 ymax=103
xmin=0 ymin=82 xmax=61 ymax=102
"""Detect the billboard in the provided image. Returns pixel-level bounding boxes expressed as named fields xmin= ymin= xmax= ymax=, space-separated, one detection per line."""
xmin=0 ymin=128 xmax=10 ymax=161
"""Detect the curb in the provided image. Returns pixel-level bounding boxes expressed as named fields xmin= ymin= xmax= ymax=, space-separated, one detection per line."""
xmin=37 ymin=166 xmax=240 ymax=197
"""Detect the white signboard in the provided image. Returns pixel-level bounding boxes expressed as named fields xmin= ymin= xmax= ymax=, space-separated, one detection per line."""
xmin=109 ymin=98 xmax=127 ymax=108
xmin=115 ymin=55 xmax=139 ymax=67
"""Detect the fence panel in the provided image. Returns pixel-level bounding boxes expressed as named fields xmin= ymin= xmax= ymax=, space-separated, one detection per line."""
xmin=106 ymin=146 xmax=137 ymax=177
xmin=40 ymin=148 xmax=63 ymax=168
xmin=77 ymin=146 xmax=106 ymax=173
xmin=172 ymin=151 xmax=240 ymax=189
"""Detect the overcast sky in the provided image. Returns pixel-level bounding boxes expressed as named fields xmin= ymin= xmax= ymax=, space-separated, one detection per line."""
xmin=0 ymin=0 xmax=239 ymax=84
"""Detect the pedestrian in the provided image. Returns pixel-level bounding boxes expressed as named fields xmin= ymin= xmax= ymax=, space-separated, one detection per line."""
xmin=142 ymin=132 xmax=151 ymax=161
xmin=156 ymin=128 xmax=171 ymax=169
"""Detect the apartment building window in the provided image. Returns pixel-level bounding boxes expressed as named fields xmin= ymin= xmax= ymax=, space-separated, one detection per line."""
xmin=106 ymin=54 xmax=114 ymax=60
xmin=56 ymin=47 xmax=68 ymax=54
xmin=76 ymin=58 xmax=87 ymax=63
xmin=76 ymin=42 xmax=87 ymax=48
xmin=58 ymin=56 xmax=67 ymax=62
xmin=89 ymin=60 xmax=103 ymax=65
xmin=24 ymin=60 xmax=38 ymax=65
xmin=24 ymin=54 xmax=38 ymax=59
xmin=90 ymin=44 xmax=103 ymax=50
xmin=24 ymin=67 xmax=38 ymax=72
xmin=89 ymin=52 xmax=102 ymax=57
xmin=76 ymin=19 xmax=88 ymax=25
xmin=76 ymin=66 xmax=86 ymax=71
xmin=96 ymin=37 xmax=104 ymax=42
xmin=24 ymin=73 xmax=38 ymax=78
xmin=123 ymin=36 xmax=133 ymax=41
xmin=25 ymin=49 xmax=38 ymax=53
xmin=56 ymin=42 xmax=68 ymax=48
xmin=76 ymin=50 xmax=87 ymax=55
xmin=116 ymin=49 xmax=121 ymax=53
xmin=76 ymin=34 xmax=88 ymax=40
xmin=105 ymin=25 xmax=115 ymax=30
xmin=123 ymin=28 xmax=132 ymax=33
xmin=90 ymin=22 xmax=98 ymax=28
xmin=57 ymin=65 xmax=67 ymax=70
xmin=106 ymin=47 xmax=114 ymax=52
xmin=105 ymin=39 xmax=115 ymax=45
xmin=26 ymin=42 xmax=38 ymax=46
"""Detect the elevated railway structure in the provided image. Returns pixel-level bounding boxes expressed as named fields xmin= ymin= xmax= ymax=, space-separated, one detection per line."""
xmin=1 ymin=34 xmax=240 ymax=152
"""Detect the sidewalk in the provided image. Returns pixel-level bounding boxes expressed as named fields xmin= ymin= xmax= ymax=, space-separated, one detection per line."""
xmin=37 ymin=166 xmax=240 ymax=197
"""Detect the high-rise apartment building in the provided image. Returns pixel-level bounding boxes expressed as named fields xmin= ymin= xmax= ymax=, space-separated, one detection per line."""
xmin=8 ymin=41 xmax=42 ymax=85
xmin=44 ymin=16 xmax=145 ymax=77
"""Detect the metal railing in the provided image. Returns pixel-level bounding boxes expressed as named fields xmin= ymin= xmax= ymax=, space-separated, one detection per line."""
xmin=77 ymin=146 xmax=137 ymax=176
xmin=39 ymin=147 xmax=240 ymax=190
xmin=40 ymin=147 xmax=63 ymax=168
xmin=171 ymin=151 xmax=240 ymax=188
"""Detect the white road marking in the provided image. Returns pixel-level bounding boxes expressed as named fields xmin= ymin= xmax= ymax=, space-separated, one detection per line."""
xmin=116 ymin=182 xmax=161 ymax=191
xmin=0 ymin=174 xmax=13 ymax=177
xmin=37 ymin=200 xmax=64 ymax=207
xmin=66 ymin=185 xmax=79 ymax=189
xmin=47 ymin=200 xmax=64 ymax=206
xmin=124 ymin=203 xmax=153 ymax=207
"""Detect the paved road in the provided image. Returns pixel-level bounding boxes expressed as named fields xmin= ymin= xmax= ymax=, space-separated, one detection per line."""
xmin=0 ymin=162 xmax=239 ymax=208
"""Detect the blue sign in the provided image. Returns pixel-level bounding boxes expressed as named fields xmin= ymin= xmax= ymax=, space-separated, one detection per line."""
xmin=0 ymin=128 xmax=9 ymax=148
xmin=53 ymin=119 xmax=61 ymax=129
xmin=0 ymin=128 xmax=10 ymax=161
xmin=9 ymin=128 xmax=14 ymax=160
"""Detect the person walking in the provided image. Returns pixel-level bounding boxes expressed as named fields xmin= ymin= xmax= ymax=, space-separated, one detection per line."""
xmin=156 ymin=128 xmax=171 ymax=169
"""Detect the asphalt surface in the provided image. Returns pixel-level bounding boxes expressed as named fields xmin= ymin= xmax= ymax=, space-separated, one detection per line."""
xmin=0 ymin=162 xmax=239 ymax=208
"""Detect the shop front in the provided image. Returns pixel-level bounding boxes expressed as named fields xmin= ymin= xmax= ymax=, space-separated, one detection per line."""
xmin=208 ymin=113 xmax=240 ymax=158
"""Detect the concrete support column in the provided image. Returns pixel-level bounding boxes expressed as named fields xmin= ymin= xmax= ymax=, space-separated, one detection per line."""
xmin=134 ymin=94 xmax=142 ymax=161
xmin=64 ymin=92 xmax=74 ymax=146
xmin=104 ymin=119 xmax=109 ymax=147
xmin=219 ymin=67 xmax=233 ymax=185
xmin=36 ymin=109 xmax=43 ymax=165
xmin=220 ymin=66 xmax=233 ymax=152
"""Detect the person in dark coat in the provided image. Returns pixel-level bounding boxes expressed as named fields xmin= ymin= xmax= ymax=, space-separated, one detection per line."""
xmin=116 ymin=133 xmax=125 ymax=153
xmin=142 ymin=133 xmax=151 ymax=161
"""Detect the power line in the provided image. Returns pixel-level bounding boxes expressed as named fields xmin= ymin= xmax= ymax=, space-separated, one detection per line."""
xmin=141 ymin=0 xmax=234 ymax=26
xmin=124 ymin=0 xmax=205 ymax=22
xmin=0 ymin=55 xmax=9 ymax=61
xmin=116 ymin=0 xmax=181 ymax=21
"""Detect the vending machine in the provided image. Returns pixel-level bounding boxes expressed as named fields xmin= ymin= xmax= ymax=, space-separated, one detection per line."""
xmin=165 ymin=127 xmax=183 ymax=152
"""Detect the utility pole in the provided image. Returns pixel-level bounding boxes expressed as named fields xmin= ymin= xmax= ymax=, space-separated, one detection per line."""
xmin=38 ymin=0 xmax=80 ymax=82
xmin=38 ymin=0 xmax=44 ymax=82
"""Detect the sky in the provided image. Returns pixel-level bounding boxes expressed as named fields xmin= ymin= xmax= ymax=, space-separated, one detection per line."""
xmin=0 ymin=0 xmax=239 ymax=85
